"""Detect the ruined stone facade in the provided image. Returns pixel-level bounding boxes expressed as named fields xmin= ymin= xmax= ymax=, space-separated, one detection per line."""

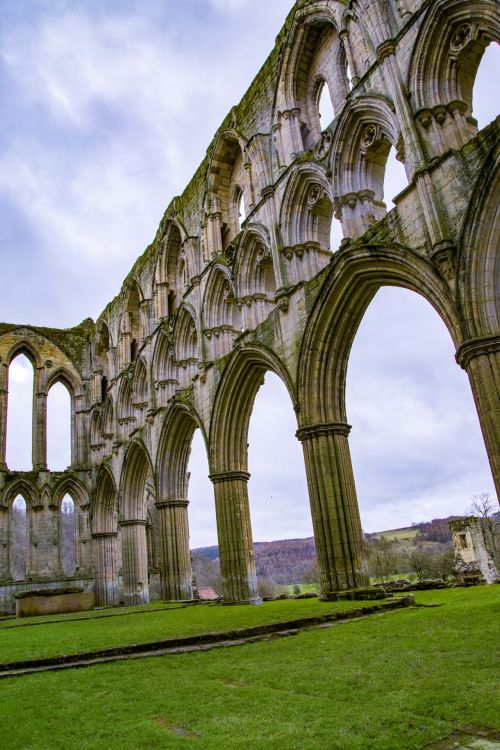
xmin=1 ymin=0 xmax=499 ymax=612
xmin=449 ymin=517 xmax=499 ymax=583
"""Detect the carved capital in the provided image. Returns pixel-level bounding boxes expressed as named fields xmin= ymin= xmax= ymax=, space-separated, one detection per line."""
xmin=455 ymin=335 xmax=500 ymax=370
xmin=296 ymin=422 xmax=352 ymax=442
xmin=415 ymin=109 xmax=432 ymax=129
xmin=156 ymin=499 xmax=189 ymax=510
xmin=275 ymin=290 xmax=290 ymax=313
xmin=431 ymin=241 xmax=456 ymax=283
xmin=92 ymin=531 xmax=118 ymax=539
xmin=376 ymin=40 xmax=396 ymax=63
xmin=209 ymin=470 xmax=250 ymax=484
xmin=260 ymin=185 xmax=275 ymax=201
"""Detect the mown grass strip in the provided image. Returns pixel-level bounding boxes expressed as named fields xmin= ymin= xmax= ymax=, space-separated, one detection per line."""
xmin=0 ymin=596 xmax=373 ymax=664
xmin=0 ymin=597 xmax=413 ymax=677
xmin=0 ymin=587 xmax=497 ymax=750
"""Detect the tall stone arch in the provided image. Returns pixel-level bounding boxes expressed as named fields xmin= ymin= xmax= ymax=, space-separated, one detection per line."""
xmin=209 ymin=344 xmax=297 ymax=603
xmin=155 ymin=401 xmax=207 ymax=600
xmin=297 ymin=243 xmax=463 ymax=595
xmin=92 ymin=466 xmax=120 ymax=606
xmin=119 ymin=439 xmax=155 ymax=605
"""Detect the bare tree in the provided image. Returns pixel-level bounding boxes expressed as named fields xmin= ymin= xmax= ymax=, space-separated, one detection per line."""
xmin=467 ymin=492 xmax=500 ymax=562
xmin=367 ymin=536 xmax=398 ymax=581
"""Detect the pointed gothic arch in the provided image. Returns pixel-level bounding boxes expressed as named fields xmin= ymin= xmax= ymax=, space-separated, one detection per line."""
xmin=152 ymin=330 xmax=178 ymax=406
xmin=409 ymin=0 xmax=500 ymax=156
xmin=202 ymin=265 xmax=241 ymax=360
xmin=234 ymin=223 xmax=277 ymax=330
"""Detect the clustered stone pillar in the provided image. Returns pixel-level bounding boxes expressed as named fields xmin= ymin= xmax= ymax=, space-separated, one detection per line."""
xmin=32 ymin=371 xmax=47 ymax=471
xmin=297 ymin=422 xmax=369 ymax=598
xmin=0 ymin=507 xmax=9 ymax=578
xmin=92 ymin=531 xmax=119 ymax=606
xmin=0 ymin=361 xmax=7 ymax=471
xmin=156 ymin=499 xmax=193 ymax=601
xmin=210 ymin=471 xmax=261 ymax=604
xmin=456 ymin=336 xmax=500 ymax=500
xmin=73 ymin=393 xmax=87 ymax=468
xmin=119 ymin=519 xmax=149 ymax=606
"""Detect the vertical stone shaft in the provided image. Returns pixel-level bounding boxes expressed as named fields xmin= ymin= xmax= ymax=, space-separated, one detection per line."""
xmin=210 ymin=471 xmax=261 ymax=604
xmin=0 ymin=362 xmax=7 ymax=470
xmin=457 ymin=338 xmax=500 ymax=499
xmin=92 ymin=532 xmax=119 ymax=605
xmin=120 ymin=519 xmax=149 ymax=605
xmin=297 ymin=423 xmax=369 ymax=597
xmin=32 ymin=371 xmax=47 ymax=471
xmin=156 ymin=499 xmax=193 ymax=600
xmin=73 ymin=394 xmax=87 ymax=468
xmin=0 ymin=508 xmax=9 ymax=578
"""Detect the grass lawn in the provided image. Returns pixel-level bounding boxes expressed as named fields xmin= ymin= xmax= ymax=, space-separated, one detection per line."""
xmin=0 ymin=597 xmax=367 ymax=664
xmin=0 ymin=586 xmax=498 ymax=749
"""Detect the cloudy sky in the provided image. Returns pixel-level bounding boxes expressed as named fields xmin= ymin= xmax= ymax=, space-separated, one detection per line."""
xmin=1 ymin=1 xmax=498 ymax=547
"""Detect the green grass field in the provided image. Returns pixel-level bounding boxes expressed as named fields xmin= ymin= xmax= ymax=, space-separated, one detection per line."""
xmin=0 ymin=587 xmax=498 ymax=749
xmin=0 ymin=597 xmax=365 ymax=664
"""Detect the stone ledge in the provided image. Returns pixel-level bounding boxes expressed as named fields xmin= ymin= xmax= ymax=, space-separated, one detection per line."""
xmin=0 ymin=595 xmax=414 ymax=678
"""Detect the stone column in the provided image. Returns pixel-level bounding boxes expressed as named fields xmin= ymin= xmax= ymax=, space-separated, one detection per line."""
xmin=0 ymin=507 xmax=9 ymax=579
xmin=119 ymin=519 xmax=149 ymax=606
xmin=456 ymin=336 xmax=500 ymax=499
xmin=32 ymin=372 xmax=47 ymax=471
xmin=209 ymin=471 xmax=261 ymax=605
xmin=78 ymin=504 xmax=93 ymax=573
xmin=296 ymin=422 xmax=369 ymax=598
xmin=73 ymin=393 xmax=87 ymax=468
xmin=340 ymin=30 xmax=360 ymax=87
xmin=0 ymin=362 xmax=7 ymax=470
xmin=156 ymin=499 xmax=193 ymax=601
xmin=93 ymin=531 xmax=119 ymax=606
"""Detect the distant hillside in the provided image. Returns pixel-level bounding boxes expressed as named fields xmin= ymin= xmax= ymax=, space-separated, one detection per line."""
xmin=192 ymin=512 xmax=499 ymax=584
xmin=192 ymin=537 xmax=317 ymax=584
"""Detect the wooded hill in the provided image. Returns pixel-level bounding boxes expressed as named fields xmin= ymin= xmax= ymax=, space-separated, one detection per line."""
xmin=193 ymin=537 xmax=317 ymax=584
xmin=192 ymin=515 xmax=474 ymax=585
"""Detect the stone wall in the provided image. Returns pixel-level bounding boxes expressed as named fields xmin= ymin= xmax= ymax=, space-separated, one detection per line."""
xmin=0 ymin=0 xmax=498 ymax=610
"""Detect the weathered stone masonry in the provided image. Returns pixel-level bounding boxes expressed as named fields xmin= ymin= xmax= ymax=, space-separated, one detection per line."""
xmin=1 ymin=0 xmax=498 ymax=612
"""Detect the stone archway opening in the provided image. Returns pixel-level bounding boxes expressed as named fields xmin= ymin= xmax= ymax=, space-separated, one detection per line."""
xmin=318 ymin=79 xmax=335 ymax=132
xmin=472 ymin=41 xmax=500 ymax=129
xmin=47 ymin=382 xmax=71 ymax=471
xmin=92 ymin=468 xmax=120 ymax=606
xmin=247 ymin=371 xmax=315 ymax=598
xmin=6 ymin=354 xmax=33 ymax=471
xmin=119 ymin=441 xmax=152 ymax=606
xmin=346 ymin=285 xmax=495 ymax=546
xmin=383 ymin=146 xmax=408 ymax=207
xmin=209 ymin=348 xmax=307 ymax=604
xmin=187 ymin=427 xmax=219 ymax=595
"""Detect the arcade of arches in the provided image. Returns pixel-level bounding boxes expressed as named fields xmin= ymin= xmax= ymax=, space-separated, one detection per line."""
xmin=0 ymin=0 xmax=498 ymax=612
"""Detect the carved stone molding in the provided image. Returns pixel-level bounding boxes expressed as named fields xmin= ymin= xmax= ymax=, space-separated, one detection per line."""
xmin=450 ymin=23 xmax=474 ymax=54
xmin=431 ymin=241 xmax=457 ymax=283
xmin=156 ymin=499 xmax=189 ymax=509
xmin=314 ymin=130 xmax=332 ymax=160
xmin=455 ymin=335 xmax=500 ymax=370
xmin=209 ymin=470 xmax=251 ymax=484
xmin=296 ymin=422 xmax=352 ymax=442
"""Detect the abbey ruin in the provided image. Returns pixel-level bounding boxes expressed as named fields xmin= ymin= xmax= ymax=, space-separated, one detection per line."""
xmin=0 ymin=0 xmax=498 ymax=613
